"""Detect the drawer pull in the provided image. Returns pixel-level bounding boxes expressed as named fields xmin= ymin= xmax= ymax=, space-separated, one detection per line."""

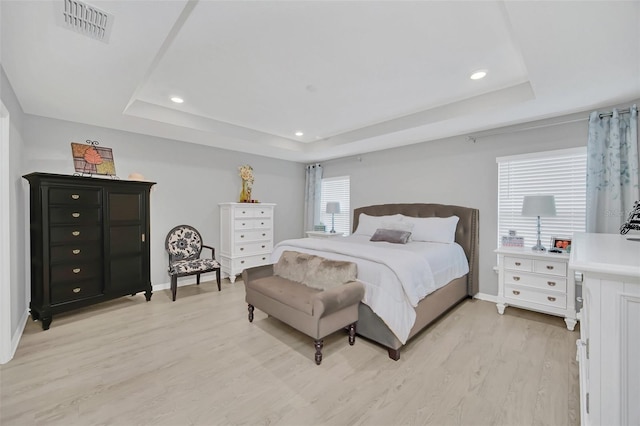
xmin=72 ymin=212 xmax=80 ymax=218
xmin=547 ymin=296 xmax=556 ymax=302
xmin=240 ymin=235 xmax=245 ymax=238
xmin=262 ymin=257 xmax=266 ymax=261
xmin=261 ymin=245 xmax=265 ymax=249
xmin=512 ymin=290 xmax=520 ymax=295
xmin=240 ymin=247 xmax=244 ymax=251
xmin=242 ymin=223 xmax=246 ymax=226
xmin=72 ymin=249 xmax=81 ymax=255
xmin=72 ymin=268 xmax=81 ymax=274
xmin=515 ymin=262 xmax=521 ymax=266
xmin=242 ymin=211 xmax=246 ymax=214
xmin=547 ymin=281 xmax=556 ymax=287
xmin=262 ymin=233 xmax=266 ymax=237
xmin=71 ymin=194 xmax=80 ymax=200
xmin=72 ymin=287 xmax=81 ymax=293
xmin=240 ymin=260 xmax=245 ymax=264
xmin=513 ymin=276 xmax=520 ymax=281
xmin=546 ymin=265 xmax=554 ymax=270
xmin=72 ymin=231 xmax=80 ymax=236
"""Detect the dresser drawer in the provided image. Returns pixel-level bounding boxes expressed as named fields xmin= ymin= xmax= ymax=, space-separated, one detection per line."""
xmin=234 ymin=241 xmax=272 ymax=256
xmin=231 ymin=254 xmax=271 ymax=271
xmin=49 ymin=206 xmax=101 ymax=224
xmin=533 ymin=259 xmax=567 ymax=276
xmin=50 ymin=226 xmax=101 ymax=244
xmin=504 ymin=284 xmax=567 ymax=309
xmin=51 ymin=279 xmax=103 ymax=304
xmin=50 ymin=261 xmax=102 ymax=283
xmin=504 ymin=271 xmax=567 ymax=292
xmin=50 ymin=243 xmax=102 ymax=263
xmin=504 ymin=256 xmax=533 ymax=272
xmin=233 ymin=206 xmax=272 ymax=219
xmin=236 ymin=229 xmax=272 ymax=242
xmin=49 ymin=187 xmax=101 ymax=205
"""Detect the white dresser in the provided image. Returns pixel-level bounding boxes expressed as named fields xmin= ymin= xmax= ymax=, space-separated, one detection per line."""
xmin=219 ymin=202 xmax=276 ymax=283
xmin=496 ymin=247 xmax=577 ymax=330
xmin=570 ymin=232 xmax=640 ymax=426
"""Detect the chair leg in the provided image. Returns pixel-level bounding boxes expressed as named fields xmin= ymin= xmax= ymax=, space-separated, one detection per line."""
xmin=314 ymin=339 xmax=324 ymax=365
xmin=348 ymin=323 xmax=356 ymax=345
xmin=196 ymin=273 xmax=201 ymax=285
xmin=216 ymin=269 xmax=221 ymax=291
xmin=248 ymin=304 xmax=254 ymax=322
xmin=171 ymin=275 xmax=178 ymax=301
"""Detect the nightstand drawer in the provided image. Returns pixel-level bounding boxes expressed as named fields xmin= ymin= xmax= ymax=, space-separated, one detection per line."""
xmin=533 ymin=259 xmax=567 ymax=276
xmin=504 ymin=256 xmax=533 ymax=271
xmin=504 ymin=271 xmax=567 ymax=292
xmin=504 ymin=285 xmax=567 ymax=309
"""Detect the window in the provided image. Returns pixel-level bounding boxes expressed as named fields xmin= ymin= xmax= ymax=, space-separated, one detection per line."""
xmin=320 ymin=176 xmax=350 ymax=235
xmin=497 ymin=147 xmax=587 ymax=248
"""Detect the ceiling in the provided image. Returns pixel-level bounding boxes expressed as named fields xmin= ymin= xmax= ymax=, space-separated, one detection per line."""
xmin=2 ymin=0 xmax=639 ymax=162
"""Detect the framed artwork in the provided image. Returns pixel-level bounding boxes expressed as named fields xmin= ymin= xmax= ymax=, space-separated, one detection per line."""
xmin=551 ymin=237 xmax=572 ymax=252
xmin=71 ymin=140 xmax=116 ymax=177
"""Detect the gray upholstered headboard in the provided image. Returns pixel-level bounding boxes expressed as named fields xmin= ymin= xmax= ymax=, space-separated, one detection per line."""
xmin=352 ymin=203 xmax=479 ymax=296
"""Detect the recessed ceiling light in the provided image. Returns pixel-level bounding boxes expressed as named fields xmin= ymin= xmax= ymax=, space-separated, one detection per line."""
xmin=170 ymin=96 xmax=184 ymax=104
xmin=295 ymin=131 xmax=304 ymax=137
xmin=470 ymin=70 xmax=487 ymax=80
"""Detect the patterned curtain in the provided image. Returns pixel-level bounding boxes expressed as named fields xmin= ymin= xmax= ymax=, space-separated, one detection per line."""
xmin=303 ymin=164 xmax=322 ymax=232
xmin=586 ymin=104 xmax=639 ymax=233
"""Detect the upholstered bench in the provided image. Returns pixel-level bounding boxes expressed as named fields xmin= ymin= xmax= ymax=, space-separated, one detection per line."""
xmin=242 ymin=251 xmax=365 ymax=365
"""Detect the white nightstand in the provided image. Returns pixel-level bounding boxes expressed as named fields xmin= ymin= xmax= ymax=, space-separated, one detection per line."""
xmin=495 ymin=247 xmax=577 ymax=330
xmin=306 ymin=231 xmax=344 ymax=239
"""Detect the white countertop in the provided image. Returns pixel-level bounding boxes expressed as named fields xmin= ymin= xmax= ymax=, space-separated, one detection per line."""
xmin=569 ymin=232 xmax=640 ymax=278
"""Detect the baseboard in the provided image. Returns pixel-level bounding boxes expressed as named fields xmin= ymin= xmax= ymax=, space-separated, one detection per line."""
xmin=1 ymin=308 xmax=29 ymax=364
xmin=152 ymin=275 xmax=229 ymax=292
xmin=473 ymin=292 xmax=498 ymax=303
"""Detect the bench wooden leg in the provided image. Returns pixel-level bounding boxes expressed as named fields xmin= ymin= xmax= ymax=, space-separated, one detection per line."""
xmin=314 ymin=339 xmax=324 ymax=365
xmin=348 ymin=323 xmax=357 ymax=345
xmin=248 ymin=304 xmax=254 ymax=322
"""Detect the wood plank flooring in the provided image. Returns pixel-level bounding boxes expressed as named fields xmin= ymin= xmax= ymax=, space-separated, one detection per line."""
xmin=0 ymin=279 xmax=580 ymax=426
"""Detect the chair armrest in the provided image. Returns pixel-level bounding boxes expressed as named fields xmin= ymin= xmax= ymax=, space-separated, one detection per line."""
xmin=202 ymin=244 xmax=216 ymax=259
xmin=242 ymin=264 xmax=274 ymax=284
xmin=312 ymin=281 xmax=365 ymax=318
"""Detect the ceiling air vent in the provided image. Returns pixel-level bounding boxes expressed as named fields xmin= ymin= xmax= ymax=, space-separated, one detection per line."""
xmin=56 ymin=0 xmax=114 ymax=43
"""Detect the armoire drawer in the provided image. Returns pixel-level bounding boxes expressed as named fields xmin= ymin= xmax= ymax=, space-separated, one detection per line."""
xmin=50 ymin=279 xmax=103 ymax=304
xmin=49 ymin=226 xmax=101 ymax=244
xmin=49 ymin=206 xmax=101 ymax=224
xmin=49 ymin=187 xmax=101 ymax=205
xmin=50 ymin=243 xmax=102 ymax=263
xmin=50 ymin=261 xmax=102 ymax=283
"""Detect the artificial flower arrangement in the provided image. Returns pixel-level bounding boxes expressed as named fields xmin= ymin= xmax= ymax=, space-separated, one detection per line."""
xmin=238 ymin=164 xmax=254 ymax=202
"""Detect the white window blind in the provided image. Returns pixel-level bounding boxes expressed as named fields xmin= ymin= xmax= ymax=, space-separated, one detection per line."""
xmin=320 ymin=176 xmax=351 ymax=235
xmin=497 ymin=147 xmax=587 ymax=249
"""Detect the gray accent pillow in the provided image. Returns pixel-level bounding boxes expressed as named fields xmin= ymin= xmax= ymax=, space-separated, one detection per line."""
xmin=370 ymin=228 xmax=412 ymax=244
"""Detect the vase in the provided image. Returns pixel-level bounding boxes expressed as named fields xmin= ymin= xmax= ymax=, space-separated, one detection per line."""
xmin=239 ymin=179 xmax=252 ymax=203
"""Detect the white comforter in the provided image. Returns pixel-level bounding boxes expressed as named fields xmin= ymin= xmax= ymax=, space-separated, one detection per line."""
xmin=270 ymin=235 xmax=469 ymax=344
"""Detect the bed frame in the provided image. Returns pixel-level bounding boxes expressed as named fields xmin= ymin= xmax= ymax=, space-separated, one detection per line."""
xmin=352 ymin=203 xmax=479 ymax=360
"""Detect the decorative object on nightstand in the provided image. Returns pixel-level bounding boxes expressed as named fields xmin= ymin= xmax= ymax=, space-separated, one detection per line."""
xmin=495 ymin=247 xmax=576 ymax=331
xmin=326 ymin=202 xmax=340 ymax=233
xmin=619 ymin=199 xmax=640 ymax=235
xmin=522 ymin=194 xmax=556 ymax=251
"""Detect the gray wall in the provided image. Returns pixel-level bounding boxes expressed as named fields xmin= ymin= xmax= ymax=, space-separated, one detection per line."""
xmin=321 ymin=117 xmax=592 ymax=296
xmin=21 ymin=115 xmax=306 ymax=288
xmin=1 ymin=66 xmax=28 ymax=346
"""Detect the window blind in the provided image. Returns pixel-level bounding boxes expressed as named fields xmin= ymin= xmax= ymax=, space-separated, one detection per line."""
xmin=497 ymin=147 xmax=587 ymax=249
xmin=320 ymin=176 xmax=351 ymax=235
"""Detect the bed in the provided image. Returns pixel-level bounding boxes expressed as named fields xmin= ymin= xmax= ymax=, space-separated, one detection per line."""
xmin=271 ymin=203 xmax=479 ymax=360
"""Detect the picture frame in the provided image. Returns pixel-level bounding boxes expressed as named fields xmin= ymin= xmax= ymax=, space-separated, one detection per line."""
xmin=550 ymin=237 xmax=572 ymax=252
xmin=71 ymin=140 xmax=116 ymax=177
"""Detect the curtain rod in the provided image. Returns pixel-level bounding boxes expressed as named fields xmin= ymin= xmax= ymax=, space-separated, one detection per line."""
xmin=598 ymin=107 xmax=633 ymax=118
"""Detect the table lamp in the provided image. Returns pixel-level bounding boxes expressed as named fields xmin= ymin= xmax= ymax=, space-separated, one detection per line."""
xmin=326 ymin=202 xmax=341 ymax=233
xmin=522 ymin=195 xmax=556 ymax=251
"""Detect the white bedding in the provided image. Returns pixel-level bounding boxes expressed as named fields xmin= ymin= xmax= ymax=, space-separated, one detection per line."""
xmin=270 ymin=234 xmax=469 ymax=344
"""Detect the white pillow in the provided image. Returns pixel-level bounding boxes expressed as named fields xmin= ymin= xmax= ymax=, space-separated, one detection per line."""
xmin=354 ymin=213 xmax=403 ymax=236
xmin=381 ymin=220 xmax=414 ymax=233
xmin=400 ymin=215 xmax=459 ymax=243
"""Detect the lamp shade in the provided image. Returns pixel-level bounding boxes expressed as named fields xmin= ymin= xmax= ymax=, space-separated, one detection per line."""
xmin=326 ymin=202 xmax=341 ymax=214
xmin=522 ymin=195 xmax=557 ymax=217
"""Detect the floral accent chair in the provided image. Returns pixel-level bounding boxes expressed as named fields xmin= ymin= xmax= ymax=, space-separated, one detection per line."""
xmin=165 ymin=225 xmax=221 ymax=301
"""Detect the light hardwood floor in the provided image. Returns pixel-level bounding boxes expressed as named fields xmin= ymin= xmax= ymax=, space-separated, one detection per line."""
xmin=1 ymin=279 xmax=580 ymax=426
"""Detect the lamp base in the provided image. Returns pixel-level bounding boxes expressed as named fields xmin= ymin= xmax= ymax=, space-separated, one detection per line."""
xmin=329 ymin=229 xmax=336 ymax=233
xmin=531 ymin=244 xmax=547 ymax=252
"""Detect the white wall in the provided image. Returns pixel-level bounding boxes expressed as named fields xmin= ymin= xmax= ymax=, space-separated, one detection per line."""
xmin=321 ymin=116 xmax=593 ymax=296
xmin=21 ymin=115 xmax=306 ymax=289
xmin=0 ymin=66 xmax=28 ymax=363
